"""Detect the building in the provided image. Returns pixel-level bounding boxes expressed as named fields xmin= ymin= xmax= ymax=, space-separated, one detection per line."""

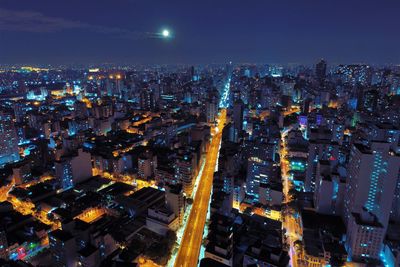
xmin=12 ymin=160 xmax=33 ymax=185
xmin=138 ymin=151 xmax=156 ymax=179
xmin=205 ymin=214 xmax=234 ymax=266
xmin=206 ymin=99 xmax=218 ymax=123
xmin=346 ymin=210 xmax=385 ymax=262
xmin=259 ymin=182 xmax=283 ymax=206
xmin=301 ymin=210 xmax=347 ymax=267
xmin=243 ymin=240 xmax=289 ymax=267
xmin=73 ymin=100 xmax=88 ymax=119
xmin=231 ymin=100 xmax=244 ymax=142
xmin=245 ymin=157 xmax=273 ymax=201
xmin=0 ymin=113 xmax=20 ymax=166
xmin=175 ymin=152 xmax=197 ymax=196
xmin=92 ymin=153 xmax=132 ymax=176
xmin=116 ymin=187 xmax=165 ymax=217
xmin=315 ymin=59 xmax=327 ymax=81
xmin=344 ymin=142 xmax=400 ymax=230
xmin=211 ymin=173 xmax=234 ymax=217
xmin=344 ymin=142 xmax=400 ymax=262
xmin=305 ymin=129 xmax=339 ymax=192
xmin=313 ymin=161 xmax=346 ymax=216
xmin=146 ymin=206 xmax=179 ymax=236
xmin=302 ymin=229 xmax=329 ymax=267
xmin=165 ymin=184 xmax=185 ymax=225
xmin=49 ymin=229 xmax=77 ymax=267
xmin=49 ymin=216 xmax=118 ymax=267
xmin=139 ymin=88 xmax=155 ymax=110
xmin=55 ymin=148 xmax=92 ymax=189
xmin=78 ymin=245 xmax=101 ymax=267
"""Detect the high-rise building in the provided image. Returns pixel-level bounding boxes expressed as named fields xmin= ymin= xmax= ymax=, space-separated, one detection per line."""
xmin=226 ymin=62 xmax=233 ymax=76
xmin=315 ymin=59 xmax=327 ymax=81
xmin=138 ymin=151 xmax=156 ymax=180
xmin=344 ymin=142 xmax=400 ymax=229
xmin=313 ymin=161 xmax=346 ymax=215
xmin=13 ymin=101 xmax=26 ymax=123
xmin=55 ymin=148 xmax=92 ymax=189
xmin=344 ymin=142 xmax=400 ymax=262
xmin=245 ymin=157 xmax=273 ymax=200
xmin=0 ymin=113 xmax=20 ymax=166
xmin=204 ymin=214 xmax=234 ymax=266
xmin=49 ymin=229 xmax=77 ymax=267
xmin=305 ymin=129 xmax=339 ymax=192
xmin=139 ymin=88 xmax=155 ymax=110
xmin=166 ymin=183 xmax=185 ymax=225
xmin=175 ymin=152 xmax=196 ymax=196
xmin=205 ymin=99 xmax=218 ymax=123
xmin=231 ymin=100 xmax=244 ymax=143
xmin=346 ymin=210 xmax=385 ymax=262
xmin=190 ymin=66 xmax=195 ymax=81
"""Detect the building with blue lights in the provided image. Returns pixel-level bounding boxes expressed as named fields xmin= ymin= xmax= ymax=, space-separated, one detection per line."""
xmin=0 ymin=113 xmax=20 ymax=167
xmin=344 ymin=142 xmax=400 ymax=263
xmin=245 ymin=157 xmax=273 ymax=201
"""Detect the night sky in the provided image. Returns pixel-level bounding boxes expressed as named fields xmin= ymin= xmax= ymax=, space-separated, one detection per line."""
xmin=1 ymin=0 xmax=399 ymax=65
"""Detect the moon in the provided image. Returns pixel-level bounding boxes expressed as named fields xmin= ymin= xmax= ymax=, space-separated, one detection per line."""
xmin=146 ymin=28 xmax=173 ymax=39
xmin=162 ymin=29 xmax=170 ymax=38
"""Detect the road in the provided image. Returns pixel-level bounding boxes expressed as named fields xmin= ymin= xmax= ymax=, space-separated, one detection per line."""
xmin=174 ymin=109 xmax=227 ymax=267
xmin=280 ymin=128 xmax=303 ymax=267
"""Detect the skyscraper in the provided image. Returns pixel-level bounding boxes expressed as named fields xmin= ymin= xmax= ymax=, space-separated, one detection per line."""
xmin=140 ymin=88 xmax=155 ymax=110
xmin=175 ymin=152 xmax=196 ymax=196
xmin=0 ymin=113 xmax=20 ymax=166
xmin=205 ymin=99 xmax=218 ymax=123
xmin=232 ymin=100 xmax=244 ymax=142
xmin=315 ymin=59 xmax=327 ymax=81
xmin=344 ymin=142 xmax=400 ymax=262
xmin=245 ymin=157 xmax=273 ymax=200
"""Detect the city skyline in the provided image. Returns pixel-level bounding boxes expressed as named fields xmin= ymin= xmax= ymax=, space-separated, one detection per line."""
xmin=1 ymin=1 xmax=400 ymax=267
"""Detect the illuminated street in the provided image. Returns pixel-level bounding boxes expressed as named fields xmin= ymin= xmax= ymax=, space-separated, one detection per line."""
xmin=174 ymin=109 xmax=227 ymax=267
xmin=280 ymin=127 xmax=303 ymax=267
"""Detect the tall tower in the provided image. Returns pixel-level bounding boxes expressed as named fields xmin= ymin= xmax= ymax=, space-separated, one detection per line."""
xmin=0 ymin=113 xmax=20 ymax=166
xmin=315 ymin=59 xmax=327 ymax=81
xmin=175 ymin=152 xmax=195 ymax=196
xmin=344 ymin=142 xmax=400 ymax=262
xmin=232 ymin=100 xmax=244 ymax=142
xmin=205 ymin=99 xmax=218 ymax=123
xmin=139 ymin=88 xmax=155 ymax=110
xmin=190 ymin=66 xmax=195 ymax=81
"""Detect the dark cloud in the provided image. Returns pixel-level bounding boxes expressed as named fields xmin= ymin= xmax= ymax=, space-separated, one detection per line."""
xmin=0 ymin=8 xmax=144 ymax=39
